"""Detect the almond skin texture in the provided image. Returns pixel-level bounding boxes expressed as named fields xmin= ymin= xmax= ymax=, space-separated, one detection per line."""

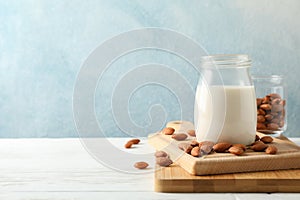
xmin=251 ymin=143 xmax=268 ymax=152
xmin=128 ymin=138 xmax=140 ymax=144
xmin=265 ymin=146 xmax=278 ymax=154
xmin=260 ymin=104 xmax=272 ymax=111
xmin=171 ymin=133 xmax=188 ymax=141
xmin=185 ymin=145 xmax=193 ymax=154
xmin=134 ymin=161 xmax=149 ymax=169
xmin=265 ymin=114 xmax=273 ymax=121
xmin=257 ymin=123 xmax=267 ymax=130
xmin=191 ymin=146 xmax=201 ymax=157
xmin=154 ymin=151 xmax=168 ymax=158
xmin=267 ymin=123 xmax=279 ymax=130
xmin=199 ymin=141 xmax=215 ymax=154
xmin=213 ymin=142 xmax=232 ymax=153
xmin=187 ymin=129 xmax=196 ymax=137
xmin=125 ymin=141 xmax=134 ymax=148
xmin=257 ymin=108 xmax=266 ymax=115
xmin=156 ymin=157 xmax=173 ymax=167
xmin=232 ymin=144 xmax=246 ymax=151
xmin=178 ymin=142 xmax=191 ymax=151
xmin=228 ymin=146 xmax=244 ymax=155
xmin=257 ymin=115 xmax=266 ymax=123
xmin=162 ymin=127 xmax=175 ymax=135
xmin=260 ymin=136 xmax=273 ymax=144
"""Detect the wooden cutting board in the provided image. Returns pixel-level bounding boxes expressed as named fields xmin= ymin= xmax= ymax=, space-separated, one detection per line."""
xmin=149 ymin=121 xmax=300 ymax=192
xmin=155 ymin=164 xmax=300 ymax=193
xmin=148 ymin=121 xmax=300 ymax=176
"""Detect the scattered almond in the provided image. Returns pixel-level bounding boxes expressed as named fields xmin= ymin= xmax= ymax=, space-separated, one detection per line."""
xmin=199 ymin=141 xmax=215 ymax=154
xmin=191 ymin=146 xmax=201 ymax=157
xmin=228 ymin=146 xmax=244 ymax=155
xmin=154 ymin=151 xmax=168 ymax=158
xmin=134 ymin=161 xmax=149 ymax=169
xmin=251 ymin=143 xmax=268 ymax=152
xmin=213 ymin=142 xmax=232 ymax=153
xmin=187 ymin=129 xmax=196 ymax=137
xmin=124 ymin=141 xmax=134 ymax=149
xmin=128 ymin=138 xmax=140 ymax=144
xmin=171 ymin=133 xmax=188 ymax=141
xmin=232 ymin=144 xmax=246 ymax=151
xmin=162 ymin=127 xmax=175 ymax=135
xmin=260 ymin=136 xmax=273 ymax=143
xmin=265 ymin=145 xmax=278 ymax=154
xmin=156 ymin=157 xmax=173 ymax=167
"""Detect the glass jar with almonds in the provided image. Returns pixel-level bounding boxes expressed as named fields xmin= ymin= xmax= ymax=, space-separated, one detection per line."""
xmin=252 ymin=75 xmax=287 ymax=135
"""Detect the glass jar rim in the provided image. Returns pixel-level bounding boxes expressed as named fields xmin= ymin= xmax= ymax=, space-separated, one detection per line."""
xmin=201 ymin=54 xmax=251 ymax=68
xmin=251 ymin=75 xmax=284 ymax=80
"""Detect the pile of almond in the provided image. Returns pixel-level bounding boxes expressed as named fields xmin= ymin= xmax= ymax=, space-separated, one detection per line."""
xmin=256 ymin=93 xmax=286 ymax=133
xmin=177 ymin=135 xmax=278 ymax=157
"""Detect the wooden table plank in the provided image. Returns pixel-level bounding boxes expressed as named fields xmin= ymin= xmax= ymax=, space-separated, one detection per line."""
xmin=0 ymin=138 xmax=299 ymax=199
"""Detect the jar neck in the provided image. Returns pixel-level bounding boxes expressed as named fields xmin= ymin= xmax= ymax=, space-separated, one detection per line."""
xmin=200 ymin=54 xmax=252 ymax=86
xmin=201 ymin=54 xmax=251 ymax=69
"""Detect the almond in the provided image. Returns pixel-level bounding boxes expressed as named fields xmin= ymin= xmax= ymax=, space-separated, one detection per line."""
xmin=265 ymin=145 xmax=278 ymax=154
xmin=185 ymin=145 xmax=193 ymax=154
xmin=162 ymin=127 xmax=175 ymax=135
xmin=265 ymin=114 xmax=273 ymax=121
xmin=280 ymin=100 xmax=286 ymax=106
xmin=262 ymin=96 xmax=271 ymax=104
xmin=187 ymin=129 xmax=196 ymax=137
xmin=213 ymin=142 xmax=232 ymax=153
xmin=232 ymin=144 xmax=246 ymax=151
xmin=128 ymin=138 xmax=140 ymax=144
xmin=199 ymin=141 xmax=215 ymax=154
xmin=134 ymin=161 xmax=149 ymax=169
xmin=191 ymin=146 xmax=201 ymax=157
xmin=154 ymin=151 xmax=168 ymax=158
xmin=156 ymin=157 xmax=173 ymax=167
xmin=260 ymin=104 xmax=272 ymax=111
xmin=251 ymin=143 xmax=268 ymax=152
xmin=171 ymin=133 xmax=188 ymax=141
xmin=257 ymin=108 xmax=266 ymax=115
xmin=228 ymin=146 xmax=244 ymax=155
xmin=257 ymin=115 xmax=266 ymax=123
xmin=272 ymin=104 xmax=283 ymax=112
xmin=279 ymin=120 xmax=285 ymax=127
xmin=125 ymin=141 xmax=134 ymax=148
xmin=271 ymin=98 xmax=281 ymax=105
xmin=267 ymin=123 xmax=279 ymax=130
xmin=257 ymin=123 xmax=267 ymax=130
xmin=178 ymin=142 xmax=191 ymax=151
xmin=260 ymin=136 xmax=273 ymax=143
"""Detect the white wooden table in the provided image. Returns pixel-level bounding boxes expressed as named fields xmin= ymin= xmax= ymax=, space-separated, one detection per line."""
xmin=0 ymin=138 xmax=300 ymax=200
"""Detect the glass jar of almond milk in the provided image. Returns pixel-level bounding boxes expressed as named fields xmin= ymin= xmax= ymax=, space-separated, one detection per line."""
xmin=194 ymin=54 xmax=257 ymax=145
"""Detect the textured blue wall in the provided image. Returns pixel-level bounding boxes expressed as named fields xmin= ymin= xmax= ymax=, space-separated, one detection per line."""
xmin=0 ymin=0 xmax=300 ymax=137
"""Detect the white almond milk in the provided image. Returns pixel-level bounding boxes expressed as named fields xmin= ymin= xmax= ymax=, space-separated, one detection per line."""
xmin=194 ymin=85 xmax=257 ymax=145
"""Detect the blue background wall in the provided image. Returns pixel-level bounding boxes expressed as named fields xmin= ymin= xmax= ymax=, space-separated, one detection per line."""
xmin=0 ymin=0 xmax=300 ymax=137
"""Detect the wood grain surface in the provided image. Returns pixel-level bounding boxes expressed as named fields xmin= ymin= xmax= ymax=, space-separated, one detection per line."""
xmin=149 ymin=121 xmax=300 ymax=175
xmin=155 ymin=164 xmax=300 ymax=193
